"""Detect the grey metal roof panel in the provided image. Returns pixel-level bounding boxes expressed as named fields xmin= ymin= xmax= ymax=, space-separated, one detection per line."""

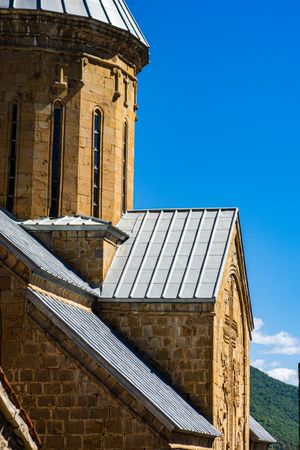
xmin=28 ymin=288 xmax=221 ymax=438
xmin=0 ymin=0 xmax=148 ymax=46
xmin=250 ymin=416 xmax=277 ymax=443
xmin=101 ymin=208 xmax=238 ymax=300
xmin=0 ymin=210 xmax=97 ymax=298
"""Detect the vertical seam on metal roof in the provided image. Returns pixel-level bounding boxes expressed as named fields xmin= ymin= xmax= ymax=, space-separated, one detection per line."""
xmin=120 ymin=0 xmax=148 ymax=44
xmin=110 ymin=0 xmax=130 ymax=32
xmin=178 ymin=209 xmax=207 ymax=299
xmin=60 ymin=0 xmax=67 ymax=14
xmin=113 ymin=211 xmax=148 ymax=298
xmin=97 ymin=0 xmax=111 ymax=23
xmin=212 ymin=209 xmax=238 ymax=299
xmin=82 ymin=0 xmax=91 ymax=18
xmin=114 ymin=0 xmax=141 ymax=40
xmin=162 ymin=210 xmax=192 ymax=299
xmin=194 ymin=210 xmax=221 ymax=298
xmin=145 ymin=211 xmax=177 ymax=299
xmin=129 ymin=210 xmax=163 ymax=299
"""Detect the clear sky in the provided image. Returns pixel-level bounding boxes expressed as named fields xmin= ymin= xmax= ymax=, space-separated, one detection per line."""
xmin=127 ymin=0 xmax=300 ymax=386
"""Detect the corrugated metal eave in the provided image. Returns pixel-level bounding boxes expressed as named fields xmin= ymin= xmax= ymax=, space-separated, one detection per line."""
xmin=27 ymin=288 xmax=220 ymax=438
xmin=250 ymin=417 xmax=277 ymax=443
xmin=0 ymin=226 xmax=97 ymax=300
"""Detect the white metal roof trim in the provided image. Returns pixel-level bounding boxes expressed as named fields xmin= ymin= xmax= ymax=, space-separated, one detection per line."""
xmin=101 ymin=208 xmax=237 ymax=300
xmin=21 ymin=216 xmax=111 ymax=227
xmin=250 ymin=416 xmax=277 ymax=443
xmin=0 ymin=0 xmax=148 ymax=46
xmin=29 ymin=288 xmax=221 ymax=437
xmin=0 ymin=210 xmax=96 ymax=297
xmin=20 ymin=215 xmax=128 ymax=241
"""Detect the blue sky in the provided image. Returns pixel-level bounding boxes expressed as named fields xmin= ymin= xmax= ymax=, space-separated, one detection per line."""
xmin=127 ymin=0 xmax=300 ymax=385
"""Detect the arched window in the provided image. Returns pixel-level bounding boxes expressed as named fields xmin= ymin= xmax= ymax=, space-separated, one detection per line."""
xmin=122 ymin=122 xmax=128 ymax=214
xmin=6 ymin=101 xmax=19 ymax=213
xmin=93 ymin=110 xmax=102 ymax=217
xmin=49 ymin=102 xmax=63 ymax=217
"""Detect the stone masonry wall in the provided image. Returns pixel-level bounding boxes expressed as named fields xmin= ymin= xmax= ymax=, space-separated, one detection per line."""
xmin=29 ymin=230 xmax=118 ymax=287
xmin=212 ymin=228 xmax=252 ymax=450
xmin=0 ymin=14 xmax=137 ymax=224
xmin=97 ymin=226 xmax=253 ymax=450
xmin=97 ymin=302 xmax=215 ymax=421
xmin=0 ymin=266 xmax=171 ymax=450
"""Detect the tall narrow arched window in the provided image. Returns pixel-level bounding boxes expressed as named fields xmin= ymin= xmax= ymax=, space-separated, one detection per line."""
xmin=93 ymin=110 xmax=102 ymax=217
xmin=49 ymin=103 xmax=63 ymax=217
xmin=6 ymin=101 xmax=19 ymax=213
xmin=122 ymin=122 xmax=128 ymax=214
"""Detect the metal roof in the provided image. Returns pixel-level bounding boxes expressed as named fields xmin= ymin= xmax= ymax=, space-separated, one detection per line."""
xmin=22 ymin=215 xmax=112 ymax=228
xmin=0 ymin=209 xmax=97 ymax=298
xmin=101 ymin=208 xmax=238 ymax=300
xmin=27 ymin=287 xmax=221 ymax=438
xmin=0 ymin=0 xmax=148 ymax=46
xmin=250 ymin=416 xmax=277 ymax=443
xmin=21 ymin=215 xmax=128 ymax=242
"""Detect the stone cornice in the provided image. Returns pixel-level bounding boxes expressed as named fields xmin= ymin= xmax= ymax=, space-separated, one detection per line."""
xmin=0 ymin=10 xmax=149 ymax=72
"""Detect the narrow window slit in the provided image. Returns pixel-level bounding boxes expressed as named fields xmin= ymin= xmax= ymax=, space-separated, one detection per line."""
xmin=50 ymin=103 xmax=63 ymax=217
xmin=6 ymin=101 xmax=18 ymax=213
xmin=122 ymin=122 xmax=128 ymax=214
xmin=93 ymin=111 xmax=101 ymax=217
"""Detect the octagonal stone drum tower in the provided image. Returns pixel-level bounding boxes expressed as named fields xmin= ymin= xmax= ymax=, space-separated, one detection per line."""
xmin=0 ymin=0 xmax=149 ymax=223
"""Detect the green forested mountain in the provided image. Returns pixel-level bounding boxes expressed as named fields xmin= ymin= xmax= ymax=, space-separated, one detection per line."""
xmin=250 ymin=366 xmax=298 ymax=449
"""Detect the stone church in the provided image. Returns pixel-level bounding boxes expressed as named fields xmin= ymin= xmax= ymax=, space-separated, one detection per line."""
xmin=0 ymin=1 xmax=276 ymax=449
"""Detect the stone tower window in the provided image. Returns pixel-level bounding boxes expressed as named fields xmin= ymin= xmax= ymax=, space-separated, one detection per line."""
xmin=93 ymin=110 xmax=102 ymax=218
xmin=6 ymin=100 xmax=19 ymax=213
xmin=122 ymin=121 xmax=128 ymax=214
xmin=49 ymin=102 xmax=63 ymax=218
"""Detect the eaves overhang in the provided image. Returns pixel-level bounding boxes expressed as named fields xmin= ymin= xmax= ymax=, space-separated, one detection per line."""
xmin=27 ymin=287 xmax=221 ymax=439
xmin=21 ymin=215 xmax=129 ymax=245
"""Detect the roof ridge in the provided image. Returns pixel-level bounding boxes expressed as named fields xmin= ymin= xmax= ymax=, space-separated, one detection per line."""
xmin=127 ymin=207 xmax=239 ymax=212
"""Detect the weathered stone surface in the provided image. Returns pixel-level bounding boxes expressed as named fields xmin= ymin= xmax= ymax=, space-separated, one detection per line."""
xmin=96 ymin=224 xmax=252 ymax=450
xmin=0 ymin=13 xmax=138 ymax=224
xmin=29 ymin=229 xmax=118 ymax=286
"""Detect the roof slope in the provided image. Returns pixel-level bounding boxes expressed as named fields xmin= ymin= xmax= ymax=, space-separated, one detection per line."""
xmin=0 ymin=366 xmax=41 ymax=449
xmin=0 ymin=210 xmax=97 ymax=298
xmin=27 ymin=287 xmax=220 ymax=438
xmin=0 ymin=0 xmax=148 ymax=46
xmin=250 ymin=416 xmax=277 ymax=443
xmin=101 ymin=208 xmax=238 ymax=300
